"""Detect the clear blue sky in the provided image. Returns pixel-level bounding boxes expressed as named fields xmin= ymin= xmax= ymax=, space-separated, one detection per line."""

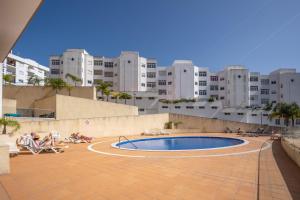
xmin=13 ymin=0 xmax=300 ymax=74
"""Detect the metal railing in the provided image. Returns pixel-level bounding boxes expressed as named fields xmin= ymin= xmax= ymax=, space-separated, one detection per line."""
xmin=118 ymin=136 xmax=138 ymax=149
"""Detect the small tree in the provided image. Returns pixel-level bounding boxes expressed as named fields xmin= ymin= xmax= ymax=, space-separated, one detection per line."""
xmin=28 ymin=75 xmax=42 ymax=86
xmin=103 ymin=88 xmax=111 ymax=101
xmin=65 ymin=84 xmax=73 ymax=96
xmin=119 ymin=92 xmax=132 ymax=104
xmin=96 ymin=80 xmax=112 ymax=100
xmin=65 ymin=73 xmax=82 ymax=86
xmin=46 ymin=78 xmax=67 ymax=94
xmin=0 ymin=118 xmax=20 ymax=135
xmin=3 ymin=74 xmax=14 ymax=85
xmin=111 ymin=91 xmax=120 ymax=103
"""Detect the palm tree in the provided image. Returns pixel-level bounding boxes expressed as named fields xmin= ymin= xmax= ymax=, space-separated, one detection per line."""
xmin=65 ymin=73 xmax=82 ymax=86
xmin=3 ymin=74 xmax=14 ymax=85
xmin=0 ymin=118 xmax=20 ymax=135
xmin=103 ymin=88 xmax=111 ymax=101
xmin=28 ymin=75 xmax=42 ymax=86
xmin=263 ymin=102 xmax=273 ymax=112
xmin=289 ymin=102 xmax=300 ymax=126
xmin=269 ymin=103 xmax=289 ymax=126
xmin=46 ymin=78 xmax=67 ymax=94
xmin=111 ymin=91 xmax=120 ymax=103
xmin=65 ymin=84 xmax=73 ymax=96
xmin=269 ymin=102 xmax=300 ymax=127
xmin=96 ymin=80 xmax=112 ymax=100
xmin=119 ymin=92 xmax=132 ymax=104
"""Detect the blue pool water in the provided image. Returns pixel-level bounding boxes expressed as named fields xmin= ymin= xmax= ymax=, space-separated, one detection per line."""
xmin=114 ymin=136 xmax=245 ymax=151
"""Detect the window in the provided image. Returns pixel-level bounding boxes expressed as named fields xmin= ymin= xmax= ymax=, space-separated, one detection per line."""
xmin=199 ymin=71 xmax=207 ymax=77
xmin=104 ymin=62 xmax=113 ymax=68
xmin=261 ymin=99 xmax=269 ymax=104
xmin=141 ymin=64 xmax=145 ymax=68
xmin=220 ymin=96 xmax=225 ymax=100
xmin=104 ymin=72 xmax=113 ymax=77
xmin=271 ymin=91 xmax=276 ymax=94
xmin=261 ymin=89 xmax=269 ymax=95
xmin=210 ymin=85 xmax=218 ymax=91
xmin=128 ymin=60 xmax=131 ymax=64
xmin=167 ymin=72 xmax=172 ymax=76
xmin=195 ymin=82 xmax=198 ymax=85
xmin=261 ymin=79 xmax=269 ymax=85
xmin=175 ymin=106 xmax=181 ymax=109
xmin=148 ymin=97 xmax=155 ymax=100
xmin=141 ymin=83 xmax=145 ymax=87
xmin=158 ymin=80 xmax=166 ymax=85
xmin=162 ymin=106 xmax=168 ymax=109
xmin=139 ymin=108 xmax=145 ymax=112
xmin=141 ymin=73 xmax=145 ymax=77
xmin=271 ymin=80 xmax=276 ymax=84
xmin=87 ymin=80 xmax=92 ymax=84
xmin=199 ymin=81 xmax=207 ymax=86
xmin=94 ymin=70 xmax=103 ymax=75
xmin=94 ymin=60 xmax=103 ymax=66
xmin=224 ymin=113 xmax=231 ymax=115
xmin=263 ymin=114 xmax=269 ymax=117
xmin=183 ymin=69 xmax=187 ymax=72
xmin=210 ymin=95 xmax=218 ymax=100
xmin=250 ymin=95 xmax=258 ymax=101
xmin=211 ymin=106 xmax=218 ymax=109
xmin=220 ymin=77 xmax=225 ymax=81
xmin=18 ymin=79 xmax=24 ymax=83
xmin=114 ymin=73 xmax=118 ymax=76
xmin=198 ymin=106 xmax=205 ymax=109
xmin=250 ymin=86 xmax=258 ymax=91
xmin=135 ymin=97 xmax=142 ymax=100
xmin=50 ymin=69 xmax=60 ymax=74
xmin=251 ymin=114 xmax=257 ymax=116
xmin=275 ymin=119 xmax=280 ymax=125
xmin=195 ymin=72 xmax=198 ymax=76
xmin=237 ymin=113 xmax=244 ymax=115
xmin=168 ymin=81 xmax=172 ymax=85
xmin=147 ymin=72 xmax=156 ymax=78
xmin=147 ymin=82 xmax=156 ymax=88
xmin=250 ymin=76 xmax=258 ymax=82
xmin=199 ymin=90 xmax=207 ymax=95
xmin=147 ymin=63 xmax=156 ymax=68
xmin=220 ymin=87 xmax=225 ymax=90
xmin=159 ymin=71 xmax=166 ymax=76
xmin=51 ymin=60 xmax=60 ymax=65
xmin=186 ymin=106 xmax=194 ymax=109
xmin=210 ymin=76 xmax=218 ymax=81
xmin=195 ymin=91 xmax=198 ymax=95
xmin=158 ymin=89 xmax=167 ymax=95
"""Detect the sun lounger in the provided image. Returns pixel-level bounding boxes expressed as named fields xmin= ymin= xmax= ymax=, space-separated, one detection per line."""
xmin=224 ymin=127 xmax=233 ymax=133
xmin=17 ymin=135 xmax=63 ymax=154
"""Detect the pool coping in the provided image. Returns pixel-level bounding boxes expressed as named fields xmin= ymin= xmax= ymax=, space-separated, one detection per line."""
xmin=110 ymin=136 xmax=249 ymax=152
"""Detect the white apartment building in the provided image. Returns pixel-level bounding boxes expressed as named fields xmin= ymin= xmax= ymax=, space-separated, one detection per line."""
xmin=49 ymin=49 xmax=300 ymax=126
xmin=50 ymin=49 xmax=94 ymax=86
xmin=50 ymin=50 xmax=157 ymax=93
xmin=2 ymin=53 xmax=49 ymax=85
xmin=156 ymin=60 xmax=210 ymax=100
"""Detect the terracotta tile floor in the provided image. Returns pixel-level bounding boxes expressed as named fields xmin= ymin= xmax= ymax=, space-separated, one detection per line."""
xmin=0 ymin=133 xmax=299 ymax=200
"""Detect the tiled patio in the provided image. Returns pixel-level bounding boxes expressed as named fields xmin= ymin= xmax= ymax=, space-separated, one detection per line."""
xmin=0 ymin=133 xmax=299 ymax=200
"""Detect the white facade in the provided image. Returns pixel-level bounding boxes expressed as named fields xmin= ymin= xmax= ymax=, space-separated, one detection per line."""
xmin=2 ymin=53 xmax=49 ymax=85
xmin=50 ymin=49 xmax=93 ymax=86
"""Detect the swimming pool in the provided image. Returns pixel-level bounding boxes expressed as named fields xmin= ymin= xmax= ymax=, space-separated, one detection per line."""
xmin=112 ymin=136 xmax=247 ymax=151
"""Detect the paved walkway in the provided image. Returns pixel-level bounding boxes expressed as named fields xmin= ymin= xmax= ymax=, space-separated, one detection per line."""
xmin=0 ymin=133 xmax=298 ymax=200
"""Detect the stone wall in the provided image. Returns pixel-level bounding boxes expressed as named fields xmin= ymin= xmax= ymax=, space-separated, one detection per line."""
xmin=169 ymin=114 xmax=278 ymax=132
